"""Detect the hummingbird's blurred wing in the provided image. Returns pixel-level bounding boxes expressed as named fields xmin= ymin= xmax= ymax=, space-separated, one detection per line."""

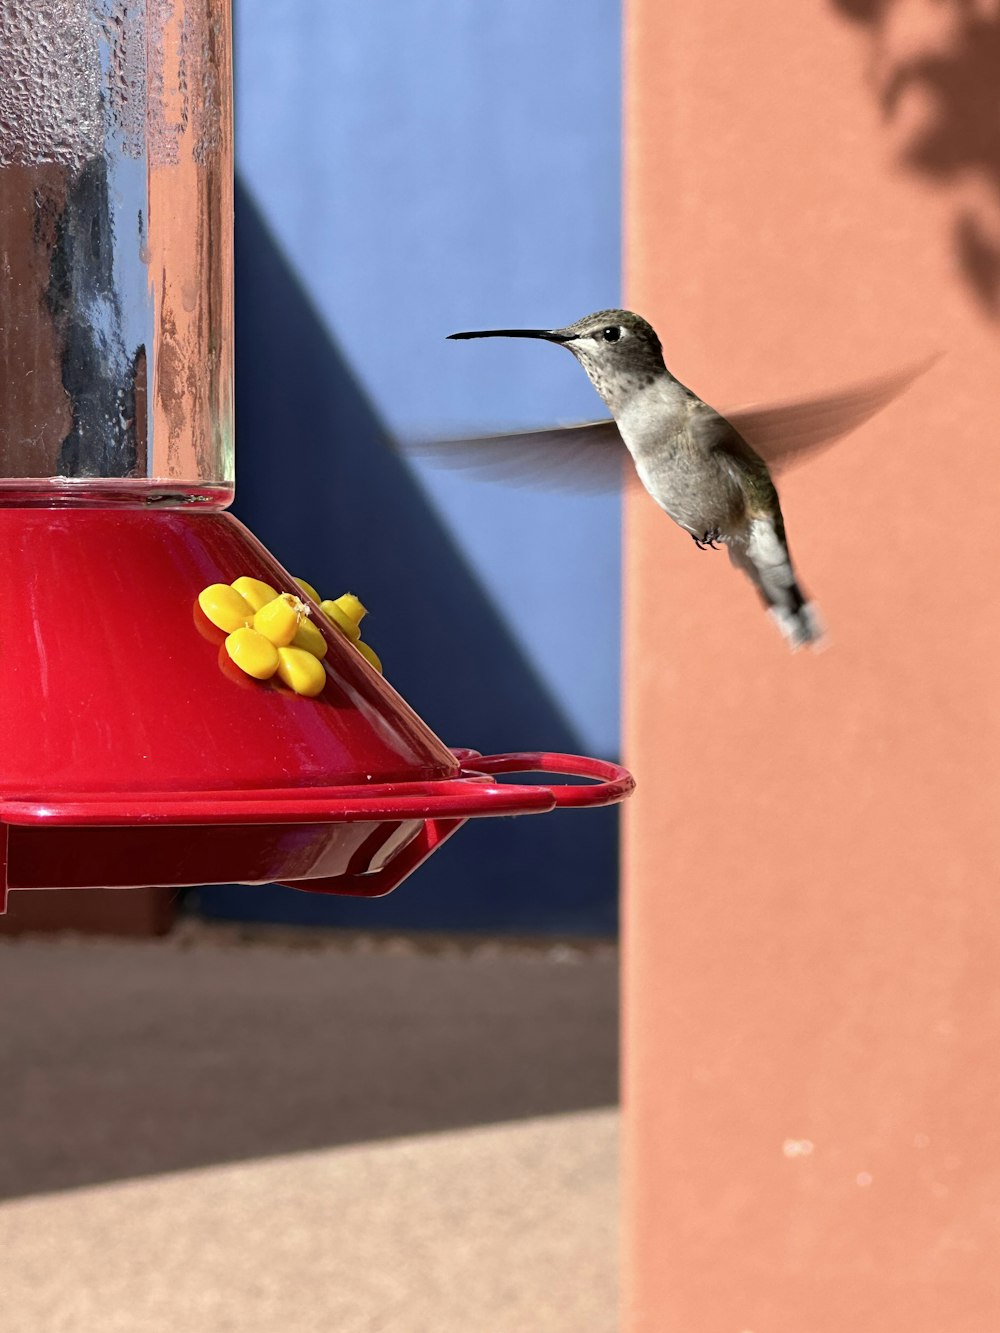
xmin=405 ymin=355 xmax=937 ymax=491
xmin=405 ymin=418 xmax=626 ymax=493
xmin=723 ymin=354 xmax=939 ymax=472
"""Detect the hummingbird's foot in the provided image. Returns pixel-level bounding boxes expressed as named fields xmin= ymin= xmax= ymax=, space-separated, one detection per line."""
xmin=692 ymin=528 xmax=722 ymax=550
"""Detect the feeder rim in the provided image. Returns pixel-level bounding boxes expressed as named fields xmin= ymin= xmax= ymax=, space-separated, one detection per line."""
xmin=0 ymin=752 xmax=634 ymax=828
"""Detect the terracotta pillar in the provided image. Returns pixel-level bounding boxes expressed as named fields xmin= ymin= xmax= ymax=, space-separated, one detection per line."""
xmin=623 ymin=2 xmax=1000 ymax=1329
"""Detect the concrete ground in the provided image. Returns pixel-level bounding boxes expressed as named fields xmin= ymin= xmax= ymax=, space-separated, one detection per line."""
xmin=0 ymin=925 xmax=618 ymax=1332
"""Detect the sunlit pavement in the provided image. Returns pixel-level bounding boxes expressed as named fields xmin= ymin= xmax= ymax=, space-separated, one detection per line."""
xmin=0 ymin=1109 xmax=617 ymax=1333
xmin=0 ymin=928 xmax=618 ymax=1332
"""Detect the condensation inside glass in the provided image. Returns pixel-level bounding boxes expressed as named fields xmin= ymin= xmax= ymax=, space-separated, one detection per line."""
xmin=0 ymin=0 xmax=234 ymax=505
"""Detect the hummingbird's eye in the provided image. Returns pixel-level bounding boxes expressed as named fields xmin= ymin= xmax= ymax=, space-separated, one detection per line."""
xmin=602 ymin=326 xmax=621 ymax=343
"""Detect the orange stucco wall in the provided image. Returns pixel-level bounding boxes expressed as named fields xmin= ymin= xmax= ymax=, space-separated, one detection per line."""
xmin=622 ymin=3 xmax=1000 ymax=1330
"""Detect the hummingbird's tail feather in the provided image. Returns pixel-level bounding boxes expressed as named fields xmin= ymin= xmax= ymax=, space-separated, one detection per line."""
xmin=767 ymin=599 xmax=824 ymax=651
xmin=729 ymin=520 xmax=824 ymax=651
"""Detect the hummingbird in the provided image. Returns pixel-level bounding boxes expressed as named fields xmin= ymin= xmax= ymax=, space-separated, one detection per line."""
xmin=440 ymin=309 xmax=934 ymax=650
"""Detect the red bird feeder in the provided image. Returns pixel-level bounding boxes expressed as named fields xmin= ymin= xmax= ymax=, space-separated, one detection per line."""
xmin=0 ymin=0 xmax=632 ymax=913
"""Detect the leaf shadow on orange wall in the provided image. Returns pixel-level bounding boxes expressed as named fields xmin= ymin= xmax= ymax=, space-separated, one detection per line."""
xmin=830 ymin=0 xmax=1000 ymax=318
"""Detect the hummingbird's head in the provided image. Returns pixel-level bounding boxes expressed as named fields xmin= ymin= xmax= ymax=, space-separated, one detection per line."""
xmin=448 ymin=308 xmax=667 ymax=414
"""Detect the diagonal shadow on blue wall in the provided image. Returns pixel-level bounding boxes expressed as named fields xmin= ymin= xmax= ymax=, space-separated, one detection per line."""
xmin=194 ymin=181 xmax=618 ymax=934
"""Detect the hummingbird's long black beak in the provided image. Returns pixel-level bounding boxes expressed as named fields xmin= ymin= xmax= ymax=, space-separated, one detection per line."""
xmin=447 ymin=328 xmax=576 ymax=343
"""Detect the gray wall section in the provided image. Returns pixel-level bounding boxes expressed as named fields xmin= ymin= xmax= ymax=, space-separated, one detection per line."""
xmin=194 ymin=4 xmax=622 ymax=931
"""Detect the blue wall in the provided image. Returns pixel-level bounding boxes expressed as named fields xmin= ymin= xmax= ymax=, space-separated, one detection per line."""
xmin=196 ymin=1 xmax=623 ymax=932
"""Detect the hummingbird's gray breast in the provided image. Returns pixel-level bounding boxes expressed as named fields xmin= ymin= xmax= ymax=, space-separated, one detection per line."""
xmin=616 ymin=384 xmax=747 ymax=539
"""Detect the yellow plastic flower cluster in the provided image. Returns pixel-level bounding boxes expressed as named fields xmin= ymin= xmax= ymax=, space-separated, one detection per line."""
xmin=196 ymin=576 xmax=382 ymax=697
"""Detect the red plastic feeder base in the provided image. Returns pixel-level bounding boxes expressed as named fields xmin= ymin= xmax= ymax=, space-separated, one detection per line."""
xmin=0 ymin=507 xmax=633 ymax=910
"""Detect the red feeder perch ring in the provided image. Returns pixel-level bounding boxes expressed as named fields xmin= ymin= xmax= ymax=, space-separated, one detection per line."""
xmin=0 ymin=751 xmax=632 ymax=905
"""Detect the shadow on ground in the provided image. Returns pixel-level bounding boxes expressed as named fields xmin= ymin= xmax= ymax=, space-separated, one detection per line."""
xmin=0 ymin=932 xmax=617 ymax=1202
